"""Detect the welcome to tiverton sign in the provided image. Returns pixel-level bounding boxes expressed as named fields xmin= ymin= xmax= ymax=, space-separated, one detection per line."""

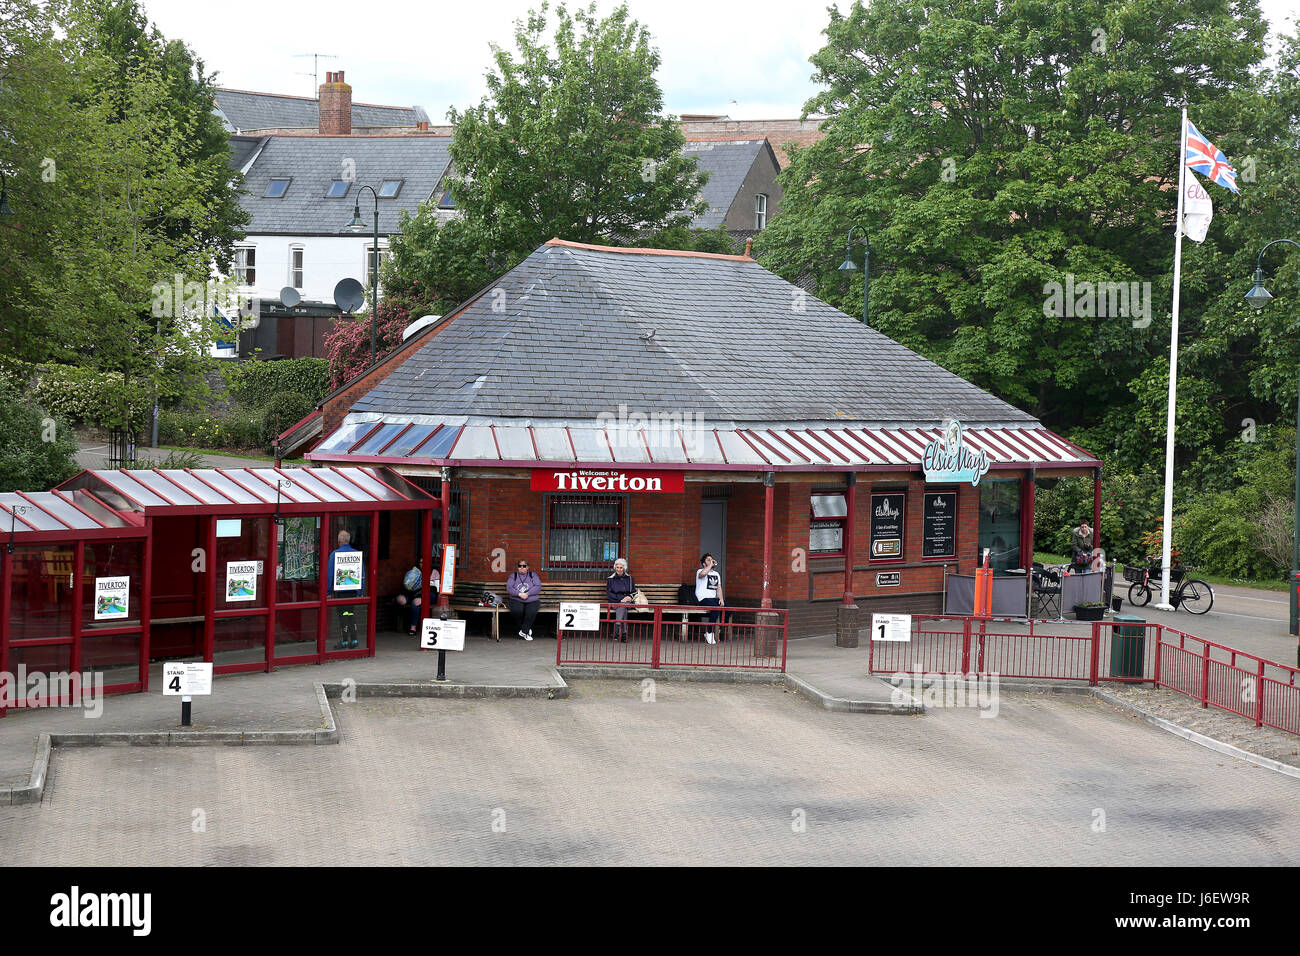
xmin=530 ymin=468 xmax=685 ymax=493
xmin=922 ymin=421 xmax=990 ymax=487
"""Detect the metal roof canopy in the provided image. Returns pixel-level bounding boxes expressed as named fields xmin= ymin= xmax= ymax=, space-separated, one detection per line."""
xmin=54 ymin=466 xmax=438 ymax=519
xmin=1 ymin=489 xmax=146 ymax=544
xmin=308 ymin=419 xmax=1100 ymax=472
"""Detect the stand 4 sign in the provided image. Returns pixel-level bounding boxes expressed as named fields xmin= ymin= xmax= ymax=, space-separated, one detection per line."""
xmin=871 ymin=613 xmax=911 ymax=642
xmin=421 ymin=618 xmax=466 ymax=651
xmin=162 ymin=662 xmax=213 ymax=695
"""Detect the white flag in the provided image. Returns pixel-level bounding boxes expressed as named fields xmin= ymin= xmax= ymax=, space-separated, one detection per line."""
xmin=1182 ymin=176 xmax=1213 ymax=243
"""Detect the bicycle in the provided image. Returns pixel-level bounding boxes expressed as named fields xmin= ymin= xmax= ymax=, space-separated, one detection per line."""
xmin=1123 ymin=559 xmax=1214 ymax=614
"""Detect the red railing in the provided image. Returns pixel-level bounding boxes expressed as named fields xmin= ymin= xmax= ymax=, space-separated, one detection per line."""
xmin=867 ymin=615 xmax=1300 ymax=736
xmin=556 ymin=604 xmax=788 ymax=671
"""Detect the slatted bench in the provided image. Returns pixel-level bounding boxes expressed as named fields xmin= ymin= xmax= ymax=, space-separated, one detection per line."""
xmin=450 ymin=580 xmax=721 ymax=641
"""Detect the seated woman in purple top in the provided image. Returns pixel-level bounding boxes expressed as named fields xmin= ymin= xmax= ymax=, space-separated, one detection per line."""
xmin=506 ymin=559 xmax=542 ymax=641
xmin=606 ymin=557 xmax=636 ymax=642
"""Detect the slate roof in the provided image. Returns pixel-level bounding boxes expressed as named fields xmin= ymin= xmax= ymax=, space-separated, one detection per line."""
xmin=214 ymin=88 xmax=427 ymax=133
xmin=683 ymin=139 xmax=770 ymax=229
xmin=227 ymin=134 xmax=265 ymax=172
xmin=350 ymin=239 xmax=1037 ymax=426
xmin=238 ymin=136 xmax=452 ymax=235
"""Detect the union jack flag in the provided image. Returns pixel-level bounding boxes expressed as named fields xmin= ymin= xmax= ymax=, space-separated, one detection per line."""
xmin=1184 ymin=120 xmax=1238 ymax=193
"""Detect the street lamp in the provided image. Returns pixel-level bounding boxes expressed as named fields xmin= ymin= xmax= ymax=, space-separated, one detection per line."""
xmin=346 ymin=186 xmax=380 ymax=365
xmin=1244 ymin=238 xmax=1300 ymax=654
xmin=837 ymin=224 xmax=870 ymax=325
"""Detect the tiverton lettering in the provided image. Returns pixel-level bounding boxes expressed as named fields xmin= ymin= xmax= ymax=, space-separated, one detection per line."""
xmin=552 ymin=472 xmax=662 ymax=492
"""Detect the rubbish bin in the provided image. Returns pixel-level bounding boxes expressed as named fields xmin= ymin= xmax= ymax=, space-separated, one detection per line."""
xmin=1110 ymin=614 xmax=1146 ymax=678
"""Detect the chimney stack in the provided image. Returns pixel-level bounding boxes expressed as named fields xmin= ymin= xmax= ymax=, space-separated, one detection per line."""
xmin=319 ymin=70 xmax=352 ymax=136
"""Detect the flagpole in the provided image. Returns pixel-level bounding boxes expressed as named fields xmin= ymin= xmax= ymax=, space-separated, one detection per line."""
xmin=1156 ymin=107 xmax=1187 ymax=610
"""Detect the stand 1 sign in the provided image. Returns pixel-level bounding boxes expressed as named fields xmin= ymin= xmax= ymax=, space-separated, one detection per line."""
xmin=162 ymin=661 xmax=213 ymax=728
xmin=871 ymin=613 xmax=911 ymax=642
xmin=559 ymin=602 xmax=601 ymax=631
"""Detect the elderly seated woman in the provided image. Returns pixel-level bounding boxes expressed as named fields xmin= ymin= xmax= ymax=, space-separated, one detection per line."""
xmin=606 ymin=557 xmax=636 ymax=642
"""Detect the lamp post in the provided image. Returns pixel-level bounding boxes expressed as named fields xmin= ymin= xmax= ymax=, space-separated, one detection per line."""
xmin=1244 ymin=238 xmax=1300 ymax=654
xmin=837 ymin=224 xmax=870 ymax=325
xmin=346 ymin=186 xmax=380 ymax=365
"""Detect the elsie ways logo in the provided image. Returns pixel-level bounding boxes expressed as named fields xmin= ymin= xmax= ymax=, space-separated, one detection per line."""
xmin=922 ymin=420 xmax=990 ymax=487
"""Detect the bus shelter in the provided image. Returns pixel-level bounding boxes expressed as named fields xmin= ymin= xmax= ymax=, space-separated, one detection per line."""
xmin=1 ymin=467 xmax=438 ymax=710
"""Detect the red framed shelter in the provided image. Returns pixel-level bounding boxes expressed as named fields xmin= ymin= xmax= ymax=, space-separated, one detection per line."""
xmin=0 ymin=467 xmax=437 ymax=711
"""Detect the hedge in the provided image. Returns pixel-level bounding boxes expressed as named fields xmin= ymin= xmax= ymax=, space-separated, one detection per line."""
xmin=31 ymin=364 xmax=151 ymax=429
xmin=158 ymin=407 xmax=263 ymax=450
xmin=225 ymin=358 xmax=330 ymax=408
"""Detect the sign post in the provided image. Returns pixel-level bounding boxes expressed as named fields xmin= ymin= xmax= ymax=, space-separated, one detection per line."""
xmin=163 ymin=662 xmax=213 ymax=726
xmin=421 ymin=614 xmax=465 ymax=682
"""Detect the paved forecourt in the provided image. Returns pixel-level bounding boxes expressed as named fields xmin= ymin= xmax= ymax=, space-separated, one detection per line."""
xmin=2 ymin=680 xmax=1296 ymax=865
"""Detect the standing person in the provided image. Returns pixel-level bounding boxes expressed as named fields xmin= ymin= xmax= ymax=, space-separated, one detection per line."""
xmin=506 ymin=559 xmax=542 ymax=641
xmin=695 ymin=553 xmax=725 ymax=644
xmin=606 ymin=558 xmax=636 ymax=642
xmin=395 ymin=561 xmax=423 ymax=635
xmin=329 ymin=529 xmax=364 ymax=649
xmin=1071 ymin=519 xmax=1094 ymax=571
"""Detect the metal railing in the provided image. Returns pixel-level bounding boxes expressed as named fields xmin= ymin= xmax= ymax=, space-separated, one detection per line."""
xmin=556 ymin=603 xmax=788 ymax=671
xmin=867 ymin=614 xmax=1300 ymax=736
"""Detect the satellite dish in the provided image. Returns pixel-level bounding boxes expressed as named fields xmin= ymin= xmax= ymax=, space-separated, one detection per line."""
xmin=402 ymin=314 xmax=442 ymax=341
xmin=279 ymin=286 xmax=301 ymax=308
xmin=333 ymin=277 xmax=365 ymax=313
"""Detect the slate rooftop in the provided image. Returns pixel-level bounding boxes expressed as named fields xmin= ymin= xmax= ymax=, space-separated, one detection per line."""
xmin=350 ymin=239 xmax=1036 ymax=426
xmin=214 ymin=88 xmax=427 ymax=133
xmin=681 ymin=139 xmax=773 ymax=229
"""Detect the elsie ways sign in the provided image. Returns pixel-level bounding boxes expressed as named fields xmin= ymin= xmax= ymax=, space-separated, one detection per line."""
xmin=922 ymin=421 xmax=990 ymax=487
xmin=530 ymin=469 xmax=684 ymax=493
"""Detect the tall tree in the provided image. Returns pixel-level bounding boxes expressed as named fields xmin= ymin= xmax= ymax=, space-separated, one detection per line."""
xmin=755 ymin=0 xmax=1275 ymax=469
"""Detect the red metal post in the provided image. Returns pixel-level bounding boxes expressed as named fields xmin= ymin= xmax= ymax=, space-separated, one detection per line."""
xmin=960 ymin=616 xmax=971 ymax=675
xmin=0 ymin=544 xmax=11 ymax=717
xmin=266 ymin=518 xmax=278 ymax=672
xmin=1153 ymin=624 xmax=1163 ymax=686
xmin=842 ymin=473 xmax=856 ymax=605
xmin=1201 ymin=641 xmax=1211 ymax=708
xmin=977 ymin=618 xmax=986 ymax=674
xmin=420 ymin=507 xmax=433 ymax=636
xmin=1255 ymin=659 xmax=1265 ymax=728
xmin=780 ymin=611 xmax=789 ymax=673
xmin=1089 ymin=621 xmax=1099 ymax=685
xmin=367 ymin=509 xmax=379 ymax=654
xmin=1092 ymin=469 xmax=1102 ymax=550
xmin=141 ymin=524 xmax=153 ymax=691
xmin=317 ymin=515 xmax=329 ymax=662
xmin=651 ymin=606 xmax=662 ymax=669
xmin=70 ymin=540 xmax=84 ymax=680
xmin=438 ymin=470 xmax=451 ymax=610
xmin=760 ymin=473 xmax=775 ymax=609
xmin=204 ymin=516 xmax=217 ymax=663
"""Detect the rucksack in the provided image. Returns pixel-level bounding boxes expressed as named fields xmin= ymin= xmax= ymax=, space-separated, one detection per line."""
xmin=676 ymin=582 xmax=696 ymax=606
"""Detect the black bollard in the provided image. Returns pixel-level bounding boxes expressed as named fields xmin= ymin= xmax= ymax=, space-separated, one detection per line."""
xmin=181 ymin=695 xmax=192 ymax=727
xmin=436 ymin=649 xmax=447 ymax=682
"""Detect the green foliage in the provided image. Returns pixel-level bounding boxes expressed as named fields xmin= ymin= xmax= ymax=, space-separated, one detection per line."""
xmin=226 ymin=359 xmax=330 ymax=408
xmin=125 ymin=448 xmax=205 ymax=469
xmin=1035 ymin=471 xmax=1165 ymax=567
xmin=258 ymin=393 xmax=316 ymax=449
xmin=0 ymin=383 xmax=79 ymax=492
xmin=158 ymin=407 xmax=262 ymax=450
xmin=31 ymin=364 xmax=151 ymax=429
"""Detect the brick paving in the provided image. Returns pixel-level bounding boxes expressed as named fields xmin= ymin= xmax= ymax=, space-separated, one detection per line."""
xmin=1 ymin=681 xmax=1296 ymax=865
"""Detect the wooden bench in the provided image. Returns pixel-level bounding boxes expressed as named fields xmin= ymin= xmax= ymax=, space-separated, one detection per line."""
xmin=451 ymin=580 xmax=722 ymax=641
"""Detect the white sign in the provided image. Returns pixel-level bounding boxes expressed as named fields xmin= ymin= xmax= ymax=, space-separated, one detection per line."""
xmin=93 ymin=576 xmax=130 ymax=620
xmin=420 ymin=618 xmax=466 ymax=651
xmin=871 ymin=613 xmax=912 ymax=642
xmin=225 ymin=561 xmax=258 ymax=602
xmin=922 ymin=420 xmax=991 ymax=487
xmin=559 ymin=601 xmax=601 ymax=632
xmin=163 ymin=662 xmax=213 ymax=696
xmin=332 ymin=550 xmax=363 ymax=591
xmin=1183 ymin=177 xmax=1213 ymax=243
xmin=439 ymin=544 xmax=457 ymax=595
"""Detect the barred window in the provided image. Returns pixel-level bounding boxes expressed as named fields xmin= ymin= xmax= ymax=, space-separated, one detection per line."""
xmin=544 ymin=493 xmax=626 ymax=575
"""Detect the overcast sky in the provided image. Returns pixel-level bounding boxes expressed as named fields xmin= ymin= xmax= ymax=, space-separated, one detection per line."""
xmin=139 ymin=0 xmax=1299 ymax=121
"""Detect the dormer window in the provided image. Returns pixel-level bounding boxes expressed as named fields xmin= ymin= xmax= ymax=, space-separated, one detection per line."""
xmin=438 ymin=185 xmax=456 ymax=209
xmin=378 ymin=179 xmax=402 ymax=198
xmin=265 ymin=178 xmax=291 ymax=198
xmin=326 ymin=180 xmax=350 ymax=198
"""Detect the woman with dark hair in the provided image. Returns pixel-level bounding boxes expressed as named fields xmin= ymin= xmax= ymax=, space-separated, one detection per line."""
xmin=505 ymin=559 xmax=541 ymax=641
xmin=695 ymin=553 xmax=724 ymax=644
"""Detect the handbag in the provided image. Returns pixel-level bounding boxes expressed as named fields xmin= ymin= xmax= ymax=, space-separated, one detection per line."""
xmin=632 ymin=588 xmax=650 ymax=606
